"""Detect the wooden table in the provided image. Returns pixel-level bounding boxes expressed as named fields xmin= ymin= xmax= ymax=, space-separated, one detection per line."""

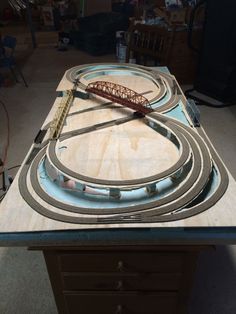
xmin=0 ymin=64 xmax=236 ymax=314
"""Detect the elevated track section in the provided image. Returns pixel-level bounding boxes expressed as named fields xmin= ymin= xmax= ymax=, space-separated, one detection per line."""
xmin=86 ymin=81 xmax=153 ymax=115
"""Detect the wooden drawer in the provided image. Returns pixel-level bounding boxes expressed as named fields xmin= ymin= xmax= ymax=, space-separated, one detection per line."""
xmin=64 ymin=292 xmax=178 ymax=314
xmin=59 ymin=252 xmax=184 ymax=273
xmin=62 ymin=273 xmax=182 ymax=291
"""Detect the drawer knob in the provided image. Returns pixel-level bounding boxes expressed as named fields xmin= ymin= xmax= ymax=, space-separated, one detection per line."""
xmin=116 ymin=280 xmax=123 ymax=291
xmin=116 ymin=304 xmax=123 ymax=314
xmin=117 ymin=261 xmax=124 ymax=272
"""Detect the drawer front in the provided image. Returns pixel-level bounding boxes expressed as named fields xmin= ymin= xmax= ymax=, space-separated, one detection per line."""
xmin=64 ymin=292 xmax=178 ymax=314
xmin=62 ymin=273 xmax=182 ymax=291
xmin=59 ymin=252 xmax=184 ymax=273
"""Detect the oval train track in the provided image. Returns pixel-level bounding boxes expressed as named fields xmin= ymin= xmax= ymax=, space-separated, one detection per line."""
xmin=18 ymin=114 xmax=228 ymax=224
xmin=18 ymin=64 xmax=229 ymax=224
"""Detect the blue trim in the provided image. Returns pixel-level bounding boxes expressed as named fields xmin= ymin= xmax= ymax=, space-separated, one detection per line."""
xmin=1 ymin=228 xmax=236 ymax=246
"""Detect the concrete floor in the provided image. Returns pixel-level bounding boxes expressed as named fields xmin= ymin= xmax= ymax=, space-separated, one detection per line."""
xmin=0 ymin=46 xmax=236 ymax=313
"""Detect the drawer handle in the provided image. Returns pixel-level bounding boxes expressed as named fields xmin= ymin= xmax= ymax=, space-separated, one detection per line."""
xmin=116 ymin=280 xmax=124 ymax=291
xmin=117 ymin=261 xmax=125 ymax=272
xmin=116 ymin=305 xmax=123 ymax=314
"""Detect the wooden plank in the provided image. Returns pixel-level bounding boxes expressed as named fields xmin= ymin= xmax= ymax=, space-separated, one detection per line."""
xmin=0 ymin=65 xmax=236 ymax=238
xmin=59 ymin=105 xmax=179 ymax=182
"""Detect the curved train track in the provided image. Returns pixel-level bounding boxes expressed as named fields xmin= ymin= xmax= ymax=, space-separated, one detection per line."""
xmin=18 ymin=64 xmax=229 ymax=224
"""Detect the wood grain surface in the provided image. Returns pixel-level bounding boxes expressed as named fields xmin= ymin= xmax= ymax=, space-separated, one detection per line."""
xmin=58 ymin=98 xmax=179 ymax=181
xmin=1 ymin=66 xmax=236 ymax=234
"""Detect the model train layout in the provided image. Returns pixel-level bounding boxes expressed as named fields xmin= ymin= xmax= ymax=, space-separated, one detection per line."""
xmin=17 ymin=63 xmax=229 ymax=225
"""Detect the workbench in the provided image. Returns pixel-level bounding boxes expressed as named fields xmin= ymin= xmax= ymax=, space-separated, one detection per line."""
xmin=1 ymin=64 xmax=236 ymax=314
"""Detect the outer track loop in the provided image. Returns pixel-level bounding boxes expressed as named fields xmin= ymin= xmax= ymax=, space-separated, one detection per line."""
xmin=18 ymin=124 xmax=228 ymax=223
xmin=18 ymin=113 xmax=220 ymax=222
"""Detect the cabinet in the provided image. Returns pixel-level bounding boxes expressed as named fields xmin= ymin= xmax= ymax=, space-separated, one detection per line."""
xmin=42 ymin=245 xmax=207 ymax=314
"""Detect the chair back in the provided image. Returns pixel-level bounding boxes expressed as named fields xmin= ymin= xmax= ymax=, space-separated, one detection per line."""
xmin=126 ymin=24 xmax=175 ymax=65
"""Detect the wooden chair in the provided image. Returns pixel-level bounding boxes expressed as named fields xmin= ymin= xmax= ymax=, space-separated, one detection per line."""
xmin=126 ymin=23 xmax=175 ymax=66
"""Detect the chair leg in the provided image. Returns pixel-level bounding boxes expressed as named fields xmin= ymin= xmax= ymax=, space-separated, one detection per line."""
xmin=15 ymin=65 xmax=28 ymax=88
xmin=10 ymin=67 xmax=19 ymax=83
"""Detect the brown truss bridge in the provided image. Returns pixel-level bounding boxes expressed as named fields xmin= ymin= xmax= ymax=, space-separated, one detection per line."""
xmin=86 ymin=81 xmax=153 ymax=115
